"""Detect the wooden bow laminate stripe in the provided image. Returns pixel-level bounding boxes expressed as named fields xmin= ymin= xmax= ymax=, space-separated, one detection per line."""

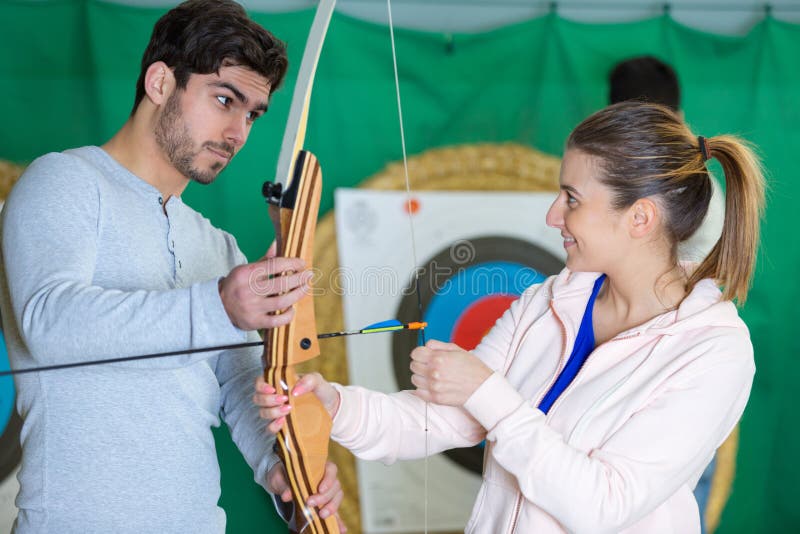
xmin=263 ymin=150 xmax=337 ymax=534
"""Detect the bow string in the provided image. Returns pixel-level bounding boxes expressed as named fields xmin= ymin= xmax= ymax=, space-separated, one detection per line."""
xmin=385 ymin=1 xmax=431 ymax=531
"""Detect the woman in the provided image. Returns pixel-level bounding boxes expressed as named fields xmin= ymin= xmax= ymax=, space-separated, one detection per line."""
xmin=255 ymin=101 xmax=764 ymax=533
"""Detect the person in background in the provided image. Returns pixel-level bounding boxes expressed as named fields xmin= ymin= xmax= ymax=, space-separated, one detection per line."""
xmin=256 ymin=101 xmax=764 ymax=533
xmin=0 ymin=1 xmax=343 ymax=532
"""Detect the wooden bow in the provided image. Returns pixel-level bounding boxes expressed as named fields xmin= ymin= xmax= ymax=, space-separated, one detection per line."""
xmin=261 ymin=1 xmax=338 ymax=533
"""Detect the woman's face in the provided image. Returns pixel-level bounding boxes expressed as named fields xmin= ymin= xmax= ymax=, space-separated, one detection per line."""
xmin=546 ymin=149 xmax=630 ymax=273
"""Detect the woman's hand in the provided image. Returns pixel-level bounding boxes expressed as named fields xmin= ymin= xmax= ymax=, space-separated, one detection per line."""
xmin=254 ymin=373 xmax=340 ymax=433
xmin=410 ymin=339 xmax=493 ymax=406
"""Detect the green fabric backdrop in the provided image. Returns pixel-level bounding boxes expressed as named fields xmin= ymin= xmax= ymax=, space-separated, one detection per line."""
xmin=1 ymin=1 xmax=798 ymax=532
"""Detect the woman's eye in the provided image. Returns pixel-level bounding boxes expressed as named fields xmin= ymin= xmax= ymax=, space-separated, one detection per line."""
xmin=566 ymin=193 xmax=577 ymax=205
xmin=216 ymin=95 xmax=231 ymax=106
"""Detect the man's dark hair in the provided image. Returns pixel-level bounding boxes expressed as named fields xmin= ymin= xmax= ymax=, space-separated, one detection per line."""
xmin=608 ymin=56 xmax=680 ymax=112
xmin=132 ymin=0 xmax=288 ymax=114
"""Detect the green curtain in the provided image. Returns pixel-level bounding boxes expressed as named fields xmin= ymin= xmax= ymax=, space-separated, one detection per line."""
xmin=1 ymin=1 xmax=798 ymax=532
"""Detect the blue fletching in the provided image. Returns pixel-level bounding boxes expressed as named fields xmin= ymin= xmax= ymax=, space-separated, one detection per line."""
xmin=362 ymin=319 xmax=403 ymax=330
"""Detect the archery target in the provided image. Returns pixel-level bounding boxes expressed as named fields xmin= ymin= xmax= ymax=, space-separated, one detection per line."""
xmin=335 ymin=189 xmax=565 ymax=532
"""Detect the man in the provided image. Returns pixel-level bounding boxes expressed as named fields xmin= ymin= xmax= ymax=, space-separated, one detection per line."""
xmin=0 ymin=0 xmax=342 ymax=531
xmin=609 ymin=56 xmax=725 ymax=261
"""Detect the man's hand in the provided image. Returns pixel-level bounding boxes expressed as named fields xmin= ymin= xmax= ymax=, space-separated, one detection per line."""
xmin=267 ymin=461 xmax=347 ymax=531
xmin=219 ymin=243 xmax=311 ymax=331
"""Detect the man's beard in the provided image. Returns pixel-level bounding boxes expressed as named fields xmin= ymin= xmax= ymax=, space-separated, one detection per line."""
xmin=154 ymin=92 xmax=233 ymax=185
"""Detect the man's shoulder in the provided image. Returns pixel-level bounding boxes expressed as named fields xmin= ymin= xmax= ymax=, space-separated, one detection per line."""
xmin=26 ymin=146 xmax=103 ymax=174
xmin=7 ymin=147 xmax=103 ymax=209
xmin=17 ymin=146 xmax=104 ymax=191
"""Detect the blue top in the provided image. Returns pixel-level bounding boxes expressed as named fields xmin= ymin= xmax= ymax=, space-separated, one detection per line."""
xmin=538 ymin=274 xmax=606 ymax=414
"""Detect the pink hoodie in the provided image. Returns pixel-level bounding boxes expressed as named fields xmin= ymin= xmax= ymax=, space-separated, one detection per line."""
xmin=332 ymin=268 xmax=754 ymax=533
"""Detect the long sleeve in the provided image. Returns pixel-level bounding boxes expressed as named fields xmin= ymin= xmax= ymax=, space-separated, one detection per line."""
xmin=215 ymin=329 xmax=279 ymax=491
xmin=464 ymin=334 xmax=754 ymax=533
xmin=0 ymin=146 xmax=289 ymax=533
xmin=330 ymin=283 xmax=550 ymax=464
xmin=1 ymin=151 xmax=244 ymax=370
xmin=331 ymin=385 xmax=486 ymax=464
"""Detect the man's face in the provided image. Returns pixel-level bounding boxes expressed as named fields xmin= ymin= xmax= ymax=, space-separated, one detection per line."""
xmin=154 ymin=65 xmax=271 ymax=184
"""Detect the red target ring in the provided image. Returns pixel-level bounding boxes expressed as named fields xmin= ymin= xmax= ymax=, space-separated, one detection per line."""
xmin=451 ymin=294 xmax=518 ymax=350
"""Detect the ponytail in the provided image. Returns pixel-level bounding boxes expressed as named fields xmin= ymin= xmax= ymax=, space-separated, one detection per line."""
xmin=688 ymin=136 xmax=765 ymax=304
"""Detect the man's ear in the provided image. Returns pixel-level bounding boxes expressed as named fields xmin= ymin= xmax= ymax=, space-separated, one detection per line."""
xmin=143 ymin=61 xmax=176 ymax=106
xmin=628 ymin=197 xmax=659 ymax=239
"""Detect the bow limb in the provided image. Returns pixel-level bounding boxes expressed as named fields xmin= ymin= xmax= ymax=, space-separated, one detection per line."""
xmin=262 ymin=1 xmax=339 ymax=533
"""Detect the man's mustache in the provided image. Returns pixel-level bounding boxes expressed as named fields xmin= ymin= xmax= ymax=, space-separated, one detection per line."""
xmin=204 ymin=141 xmax=234 ymax=159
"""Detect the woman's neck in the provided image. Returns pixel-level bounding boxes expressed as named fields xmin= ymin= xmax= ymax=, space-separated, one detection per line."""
xmin=598 ymin=257 xmax=687 ymax=328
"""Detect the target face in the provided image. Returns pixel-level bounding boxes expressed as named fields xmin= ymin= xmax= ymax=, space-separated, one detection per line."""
xmin=392 ymin=236 xmax=563 ymax=473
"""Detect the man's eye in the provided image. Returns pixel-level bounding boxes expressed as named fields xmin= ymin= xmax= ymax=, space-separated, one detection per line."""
xmin=566 ymin=193 xmax=577 ymax=205
xmin=246 ymin=111 xmax=260 ymax=122
xmin=216 ymin=95 xmax=231 ymax=106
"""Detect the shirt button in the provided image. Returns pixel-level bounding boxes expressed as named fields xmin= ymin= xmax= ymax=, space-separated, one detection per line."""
xmin=178 ymin=260 xmax=182 ymax=269
xmin=158 ymin=197 xmax=163 ymax=205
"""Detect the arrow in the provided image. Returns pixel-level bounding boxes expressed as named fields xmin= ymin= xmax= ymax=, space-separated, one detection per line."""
xmin=0 ymin=320 xmax=427 ymax=377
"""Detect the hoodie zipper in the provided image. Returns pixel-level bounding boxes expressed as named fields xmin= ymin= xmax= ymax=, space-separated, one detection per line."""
xmin=507 ymin=301 xmax=570 ymax=534
xmin=506 ymin=301 xmax=642 ymax=534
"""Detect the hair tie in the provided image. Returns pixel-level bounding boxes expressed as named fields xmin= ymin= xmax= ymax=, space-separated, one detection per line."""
xmin=698 ymin=136 xmax=711 ymax=162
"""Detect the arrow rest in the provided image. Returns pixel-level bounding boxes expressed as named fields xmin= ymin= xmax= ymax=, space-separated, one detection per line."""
xmin=262 ymin=181 xmax=283 ymax=207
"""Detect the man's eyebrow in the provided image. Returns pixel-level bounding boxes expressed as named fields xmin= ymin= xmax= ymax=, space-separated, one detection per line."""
xmin=560 ymin=184 xmax=582 ymax=197
xmin=211 ymin=81 xmax=269 ymax=112
xmin=211 ymin=81 xmax=247 ymax=103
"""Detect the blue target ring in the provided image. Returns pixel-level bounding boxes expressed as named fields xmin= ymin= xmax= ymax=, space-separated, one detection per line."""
xmin=0 ymin=320 xmax=22 ymax=482
xmin=0 ymin=330 xmax=14 ymax=431
xmin=424 ymin=261 xmax=547 ymax=346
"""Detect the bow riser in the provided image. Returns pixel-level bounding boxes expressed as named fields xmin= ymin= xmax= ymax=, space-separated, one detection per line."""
xmin=267 ymin=151 xmax=322 ymax=363
xmin=263 ymin=150 xmax=338 ymax=534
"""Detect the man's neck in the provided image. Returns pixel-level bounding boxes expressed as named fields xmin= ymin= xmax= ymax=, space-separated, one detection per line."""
xmin=102 ymin=119 xmax=188 ymax=203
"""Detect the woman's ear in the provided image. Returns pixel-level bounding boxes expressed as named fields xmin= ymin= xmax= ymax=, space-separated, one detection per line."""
xmin=628 ymin=197 xmax=659 ymax=239
xmin=142 ymin=61 xmax=176 ymax=106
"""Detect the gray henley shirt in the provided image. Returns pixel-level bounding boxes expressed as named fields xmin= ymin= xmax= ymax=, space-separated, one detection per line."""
xmin=0 ymin=146 xmax=279 ymax=533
